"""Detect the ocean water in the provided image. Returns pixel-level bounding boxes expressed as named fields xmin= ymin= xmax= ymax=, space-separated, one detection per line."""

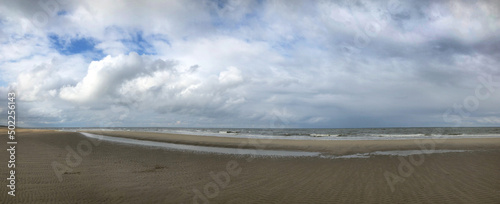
xmin=56 ymin=127 xmax=500 ymax=140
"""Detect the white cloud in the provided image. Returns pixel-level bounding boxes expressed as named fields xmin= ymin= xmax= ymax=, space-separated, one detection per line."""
xmin=94 ymin=41 xmax=128 ymax=56
xmin=219 ymin=66 xmax=243 ymax=85
xmin=54 ymin=52 xmax=249 ymax=123
xmin=59 ymin=52 xmax=146 ymax=103
xmin=13 ymin=55 xmax=87 ymax=102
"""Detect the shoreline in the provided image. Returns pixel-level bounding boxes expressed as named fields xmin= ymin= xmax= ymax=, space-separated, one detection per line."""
xmin=80 ymin=130 xmax=500 ymax=155
xmin=2 ymin=128 xmax=500 ymax=203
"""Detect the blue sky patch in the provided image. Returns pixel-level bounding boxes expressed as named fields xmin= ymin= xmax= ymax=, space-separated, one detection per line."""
xmin=49 ymin=34 xmax=95 ymax=54
xmin=48 ymin=34 xmax=104 ymax=59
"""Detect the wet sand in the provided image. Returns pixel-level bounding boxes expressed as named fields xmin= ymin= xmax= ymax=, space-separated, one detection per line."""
xmin=1 ymin=128 xmax=500 ymax=203
xmin=83 ymin=130 xmax=500 ymax=155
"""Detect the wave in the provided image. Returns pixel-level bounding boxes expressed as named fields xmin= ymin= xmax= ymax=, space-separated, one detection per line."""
xmin=310 ymin=133 xmax=333 ymax=137
xmin=218 ymin=131 xmax=240 ymax=134
xmin=371 ymin=134 xmax=427 ymax=138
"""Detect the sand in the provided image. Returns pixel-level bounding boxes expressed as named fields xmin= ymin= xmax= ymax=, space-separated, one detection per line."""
xmin=1 ymin=128 xmax=500 ymax=203
xmin=82 ymin=130 xmax=500 ymax=155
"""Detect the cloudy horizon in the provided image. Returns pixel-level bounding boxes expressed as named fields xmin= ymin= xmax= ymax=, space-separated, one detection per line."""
xmin=1 ymin=0 xmax=500 ymax=128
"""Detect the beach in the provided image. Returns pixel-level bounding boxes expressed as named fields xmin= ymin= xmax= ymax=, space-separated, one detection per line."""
xmin=1 ymin=128 xmax=500 ymax=203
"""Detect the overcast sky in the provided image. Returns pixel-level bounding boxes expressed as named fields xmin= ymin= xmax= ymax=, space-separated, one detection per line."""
xmin=1 ymin=0 xmax=499 ymax=128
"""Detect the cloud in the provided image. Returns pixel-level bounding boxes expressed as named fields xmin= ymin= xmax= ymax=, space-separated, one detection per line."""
xmin=1 ymin=0 xmax=500 ymax=127
xmin=219 ymin=66 xmax=243 ymax=85
xmin=55 ymin=52 xmax=248 ymax=123
xmin=59 ymin=52 xmax=147 ymax=103
xmin=16 ymin=63 xmax=63 ymax=101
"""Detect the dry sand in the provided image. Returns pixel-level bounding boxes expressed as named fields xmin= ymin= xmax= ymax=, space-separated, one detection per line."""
xmin=1 ymin=128 xmax=500 ymax=203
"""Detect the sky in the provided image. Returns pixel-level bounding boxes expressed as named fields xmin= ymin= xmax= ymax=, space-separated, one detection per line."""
xmin=0 ymin=0 xmax=500 ymax=128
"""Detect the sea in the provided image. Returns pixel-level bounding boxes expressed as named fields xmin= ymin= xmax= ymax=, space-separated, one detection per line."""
xmin=53 ymin=127 xmax=500 ymax=140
